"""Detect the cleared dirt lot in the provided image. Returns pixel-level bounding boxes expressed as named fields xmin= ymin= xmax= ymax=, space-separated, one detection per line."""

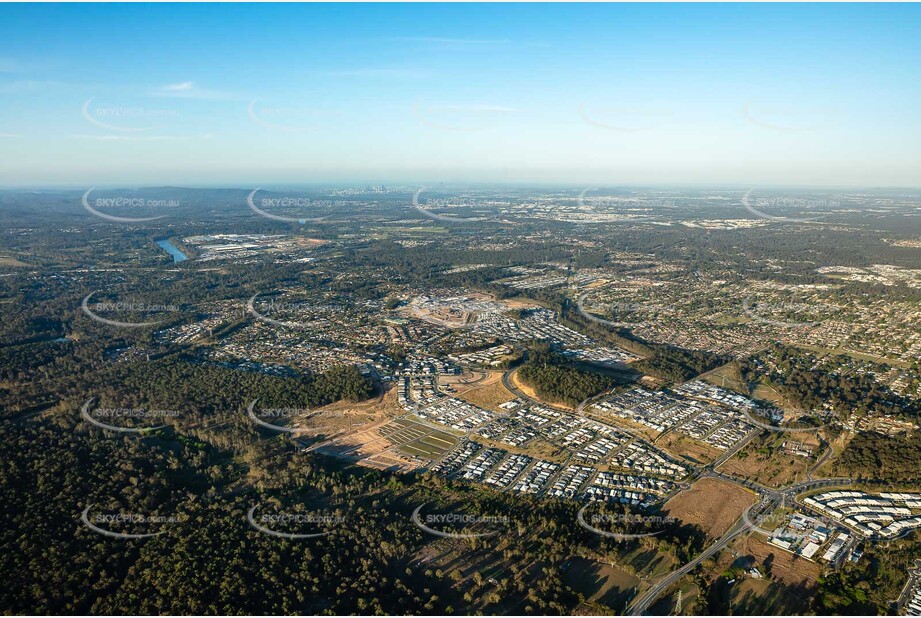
xmin=0 ymin=256 xmax=30 ymax=267
xmin=733 ymin=535 xmax=821 ymax=588
xmin=656 ymin=432 xmax=722 ymax=466
xmin=585 ymin=410 xmax=661 ymax=443
xmin=662 ymin=477 xmax=758 ymax=539
xmin=308 ymin=392 xmax=460 ymax=472
xmin=720 ymin=431 xmax=819 ymax=487
xmin=291 ymin=386 xmax=401 ymax=437
xmin=450 ymin=371 xmax=517 ymax=412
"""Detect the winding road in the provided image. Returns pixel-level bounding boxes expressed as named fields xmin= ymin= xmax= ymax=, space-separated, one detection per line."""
xmin=625 ymin=474 xmax=855 ymax=614
xmin=625 ymin=494 xmax=775 ymax=615
xmin=502 ymin=364 xmax=862 ymax=616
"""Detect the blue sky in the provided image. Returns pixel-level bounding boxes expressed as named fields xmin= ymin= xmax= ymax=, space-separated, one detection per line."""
xmin=0 ymin=3 xmax=919 ymax=187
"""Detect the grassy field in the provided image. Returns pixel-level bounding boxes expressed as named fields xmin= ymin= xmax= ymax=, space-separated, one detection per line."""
xmin=656 ymin=432 xmax=722 ymax=465
xmin=720 ymin=431 xmax=821 ymax=487
xmin=729 ymin=578 xmax=812 ymax=616
xmin=792 ymin=342 xmax=912 ymax=369
xmin=620 ymin=543 xmax=680 ymax=579
xmin=663 ymin=478 xmax=758 ymax=539
xmin=585 ymin=410 xmax=662 ymax=443
xmin=733 ymin=535 xmax=821 ymax=588
xmin=699 ymin=363 xmax=751 ymax=394
xmin=382 ymin=418 xmax=459 ymax=459
xmin=472 ymin=433 xmax=567 ymax=463
xmin=562 ymin=557 xmax=640 ymax=613
xmin=451 ymin=371 xmax=517 ymax=412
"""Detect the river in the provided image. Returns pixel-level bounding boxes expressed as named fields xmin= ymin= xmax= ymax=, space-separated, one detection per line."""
xmin=155 ymin=238 xmax=189 ymax=263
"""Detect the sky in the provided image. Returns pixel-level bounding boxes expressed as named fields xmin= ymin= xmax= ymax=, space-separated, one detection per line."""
xmin=0 ymin=3 xmax=919 ymax=188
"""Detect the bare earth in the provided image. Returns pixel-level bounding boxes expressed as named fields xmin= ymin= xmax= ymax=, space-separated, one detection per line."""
xmin=662 ymin=478 xmax=757 ymax=539
xmin=720 ymin=432 xmax=820 ymax=487
xmin=450 ymin=370 xmax=517 ymax=411
xmin=656 ymin=432 xmax=722 ymax=465
xmin=735 ymin=536 xmax=821 ymax=588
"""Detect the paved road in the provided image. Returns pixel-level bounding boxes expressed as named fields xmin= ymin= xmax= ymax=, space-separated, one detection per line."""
xmin=625 ymin=475 xmax=855 ymax=615
xmin=502 ymin=367 xmax=668 ymax=451
xmin=710 ymin=428 xmax=759 ymax=469
xmin=807 ymin=438 xmax=834 ymax=480
xmin=625 ymin=494 xmax=776 ymax=615
xmin=503 ymin=367 xmax=865 ymax=615
xmin=896 ymin=560 xmax=921 ymax=614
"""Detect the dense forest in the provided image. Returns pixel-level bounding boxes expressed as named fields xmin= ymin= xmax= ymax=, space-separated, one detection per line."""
xmin=517 ymin=349 xmax=620 ymax=407
xmin=0 ymin=408 xmax=705 ymax=615
xmin=812 ymin=534 xmax=921 ymax=614
xmin=834 ymin=431 xmax=921 ymax=482
xmin=634 ymin=345 xmax=729 ymax=384
xmin=741 ymin=345 xmax=920 ymax=418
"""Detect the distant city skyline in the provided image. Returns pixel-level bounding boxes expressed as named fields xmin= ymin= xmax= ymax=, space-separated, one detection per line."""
xmin=1 ymin=3 xmax=919 ymax=187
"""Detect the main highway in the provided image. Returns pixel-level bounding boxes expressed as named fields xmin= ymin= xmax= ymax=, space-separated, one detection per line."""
xmin=501 ymin=367 xmax=860 ymax=615
xmin=625 ymin=493 xmax=777 ymax=615
xmin=624 ymin=474 xmax=854 ymax=615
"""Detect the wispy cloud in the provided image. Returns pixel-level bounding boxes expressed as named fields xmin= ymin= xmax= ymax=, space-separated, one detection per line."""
xmin=70 ymin=133 xmax=212 ymax=141
xmin=153 ymin=81 xmax=235 ymax=100
xmin=162 ymin=81 xmax=195 ymax=93
xmin=0 ymin=58 xmax=66 ymax=74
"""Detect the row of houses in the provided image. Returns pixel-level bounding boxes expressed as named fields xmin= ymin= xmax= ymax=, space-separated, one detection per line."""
xmin=804 ymin=491 xmax=921 ymax=539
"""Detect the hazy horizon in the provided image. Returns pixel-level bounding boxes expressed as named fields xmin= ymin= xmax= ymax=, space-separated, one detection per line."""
xmin=2 ymin=182 xmax=920 ymax=193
